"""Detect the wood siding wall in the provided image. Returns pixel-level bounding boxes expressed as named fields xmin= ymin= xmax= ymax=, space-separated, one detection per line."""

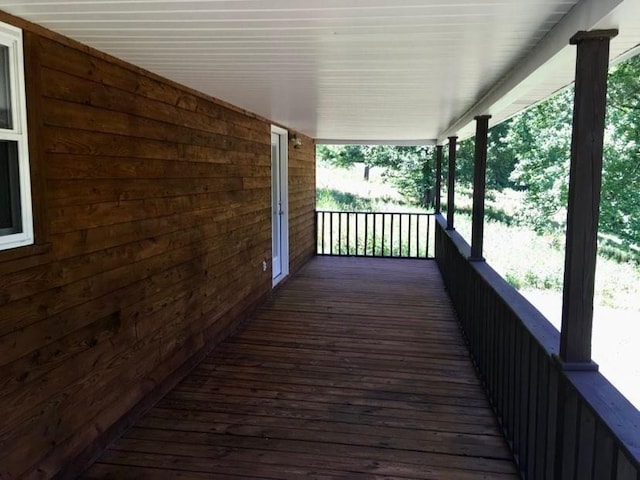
xmin=0 ymin=16 xmax=315 ymax=479
xmin=289 ymin=142 xmax=316 ymax=274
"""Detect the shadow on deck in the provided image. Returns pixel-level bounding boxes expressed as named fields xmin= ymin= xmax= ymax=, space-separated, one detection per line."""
xmin=83 ymin=257 xmax=518 ymax=479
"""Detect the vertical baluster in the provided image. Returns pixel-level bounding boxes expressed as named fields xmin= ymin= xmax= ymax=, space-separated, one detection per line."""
xmin=320 ymin=212 xmax=324 ymax=254
xmin=390 ymin=214 xmax=395 ymax=257
xmin=381 ymin=213 xmax=385 ymax=257
xmin=346 ymin=212 xmax=350 ymax=256
xmin=364 ymin=213 xmax=369 ymax=256
xmin=424 ymin=215 xmax=431 ymax=258
xmin=416 ymin=215 xmax=421 ymax=257
xmin=339 ymin=212 xmax=344 ymax=255
xmin=330 ymin=212 xmax=334 ymax=255
xmin=372 ymin=213 xmax=377 ymax=256
xmin=407 ymin=213 xmax=412 ymax=257
xmin=343 ymin=212 xmax=347 ymax=255
xmin=353 ymin=212 xmax=360 ymax=257
xmin=399 ymin=214 xmax=403 ymax=257
xmin=415 ymin=214 xmax=419 ymax=258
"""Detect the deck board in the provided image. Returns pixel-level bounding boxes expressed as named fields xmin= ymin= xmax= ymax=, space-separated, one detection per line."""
xmin=83 ymin=257 xmax=518 ymax=479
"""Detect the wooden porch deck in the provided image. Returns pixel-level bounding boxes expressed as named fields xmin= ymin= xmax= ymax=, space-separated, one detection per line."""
xmin=83 ymin=257 xmax=518 ymax=479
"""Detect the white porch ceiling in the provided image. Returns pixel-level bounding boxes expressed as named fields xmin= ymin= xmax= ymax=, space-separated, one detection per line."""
xmin=0 ymin=0 xmax=638 ymax=144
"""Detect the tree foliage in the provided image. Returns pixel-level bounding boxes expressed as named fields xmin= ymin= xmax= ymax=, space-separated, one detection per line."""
xmin=507 ymin=88 xmax=573 ymax=231
xmin=317 ymin=144 xmax=435 ymax=207
xmin=456 ymin=120 xmax=519 ymax=190
xmin=317 ymin=145 xmax=404 ymax=181
xmin=601 ymin=56 xmax=640 ymax=247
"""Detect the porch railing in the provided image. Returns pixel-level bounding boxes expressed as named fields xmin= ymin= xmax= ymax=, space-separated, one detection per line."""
xmin=435 ymin=214 xmax=640 ymax=480
xmin=315 ymin=210 xmax=435 ymax=259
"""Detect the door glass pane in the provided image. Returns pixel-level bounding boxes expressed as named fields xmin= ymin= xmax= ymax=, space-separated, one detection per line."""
xmin=0 ymin=140 xmax=21 ymax=234
xmin=0 ymin=46 xmax=12 ymax=130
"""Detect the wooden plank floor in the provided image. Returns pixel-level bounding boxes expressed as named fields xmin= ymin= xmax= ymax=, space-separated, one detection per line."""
xmin=83 ymin=257 xmax=518 ymax=479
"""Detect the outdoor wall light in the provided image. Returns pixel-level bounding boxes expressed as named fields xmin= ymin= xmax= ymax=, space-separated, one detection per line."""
xmin=291 ymin=134 xmax=302 ymax=149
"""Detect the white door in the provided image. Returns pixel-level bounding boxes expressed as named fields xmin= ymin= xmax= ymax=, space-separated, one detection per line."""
xmin=271 ymin=127 xmax=289 ymax=286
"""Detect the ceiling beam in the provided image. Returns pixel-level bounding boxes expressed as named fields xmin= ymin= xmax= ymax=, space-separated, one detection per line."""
xmin=437 ymin=0 xmax=624 ymax=144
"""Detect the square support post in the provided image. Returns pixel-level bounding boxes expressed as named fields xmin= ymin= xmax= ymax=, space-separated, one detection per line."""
xmin=559 ymin=29 xmax=618 ymax=365
xmin=470 ymin=115 xmax=491 ymax=261
xmin=446 ymin=137 xmax=457 ymax=230
xmin=434 ymin=145 xmax=443 ymax=213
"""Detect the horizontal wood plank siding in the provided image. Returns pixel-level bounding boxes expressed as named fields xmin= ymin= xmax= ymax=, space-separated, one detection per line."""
xmin=0 ymin=15 xmax=315 ymax=479
xmin=288 ymin=141 xmax=316 ymax=274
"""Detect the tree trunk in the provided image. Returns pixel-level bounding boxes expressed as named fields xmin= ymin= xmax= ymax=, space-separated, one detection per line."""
xmin=363 ymin=164 xmax=370 ymax=181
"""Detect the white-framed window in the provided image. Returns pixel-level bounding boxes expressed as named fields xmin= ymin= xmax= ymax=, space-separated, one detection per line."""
xmin=0 ymin=22 xmax=32 ymax=251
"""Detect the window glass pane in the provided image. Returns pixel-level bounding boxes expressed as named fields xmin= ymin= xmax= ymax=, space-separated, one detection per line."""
xmin=0 ymin=140 xmax=21 ymax=234
xmin=0 ymin=45 xmax=12 ymax=130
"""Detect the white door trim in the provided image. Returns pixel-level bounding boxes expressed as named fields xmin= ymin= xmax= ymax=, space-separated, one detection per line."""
xmin=271 ymin=125 xmax=289 ymax=286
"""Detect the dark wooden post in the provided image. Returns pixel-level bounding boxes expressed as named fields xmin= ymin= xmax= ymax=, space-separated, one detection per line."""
xmin=435 ymin=145 xmax=443 ymax=213
xmin=446 ymin=137 xmax=457 ymax=230
xmin=470 ymin=115 xmax=491 ymax=261
xmin=559 ymin=29 xmax=618 ymax=366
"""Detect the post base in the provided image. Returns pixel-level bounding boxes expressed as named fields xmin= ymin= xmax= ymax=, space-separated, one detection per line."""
xmin=552 ymin=354 xmax=599 ymax=372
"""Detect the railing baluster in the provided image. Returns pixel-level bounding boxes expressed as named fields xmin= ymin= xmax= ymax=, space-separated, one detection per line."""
xmin=345 ymin=212 xmax=348 ymax=254
xmin=407 ymin=213 xmax=412 ymax=257
xmin=417 ymin=215 xmax=421 ymax=257
xmin=373 ymin=213 xmax=377 ymax=256
xmin=399 ymin=214 xmax=403 ymax=257
xmin=390 ymin=214 xmax=394 ymax=257
xmin=415 ymin=214 xmax=419 ymax=258
xmin=346 ymin=212 xmax=350 ymax=256
xmin=426 ymin=214 xmax=431 ymax=258
xmin=364 ymin=213 xmax=369 ymax=256
xmin=339 ymin=212 xmax=342 ymax=255
xmin=321 ymin=212 xmax=325 ymax=254
xmin=416 ymin=215 xmax=419 ymax=258
xmin=329 ymin=212 xmax=333 ymax=255
xmin=355 ymin=213 xmax=359 ymax=256
xmin=380 ymin=213 xmax=387 ymax=257
xmin=397 ymin=214 xmax=400 ymax=257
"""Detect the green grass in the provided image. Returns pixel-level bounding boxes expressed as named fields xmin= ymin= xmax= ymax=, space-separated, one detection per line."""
xmin=447 ymin=211 xmax=640 ymax=310
xmin=317 ymin=187 xmax=426 ymax=213
xmin=316 ymin=188 xmax=376 ymax=211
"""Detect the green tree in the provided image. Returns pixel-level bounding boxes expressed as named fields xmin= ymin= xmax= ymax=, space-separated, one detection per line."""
xmin=601 ymin=56 xmax=640 ymax=248
xmin=382 ymin=146 xmax=434 ymax=207
xmin=508 ymin=88 xmax=573 ymax=232
xmin=455 ymin=120 xmax=518 ymax=190
xmin=505 ymin=54 xmax=640 ymax=251
xmin=317 ymin=144 xmax=403 ymax=181
xmin=316 ymin=144 xmax=434 ymax=207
